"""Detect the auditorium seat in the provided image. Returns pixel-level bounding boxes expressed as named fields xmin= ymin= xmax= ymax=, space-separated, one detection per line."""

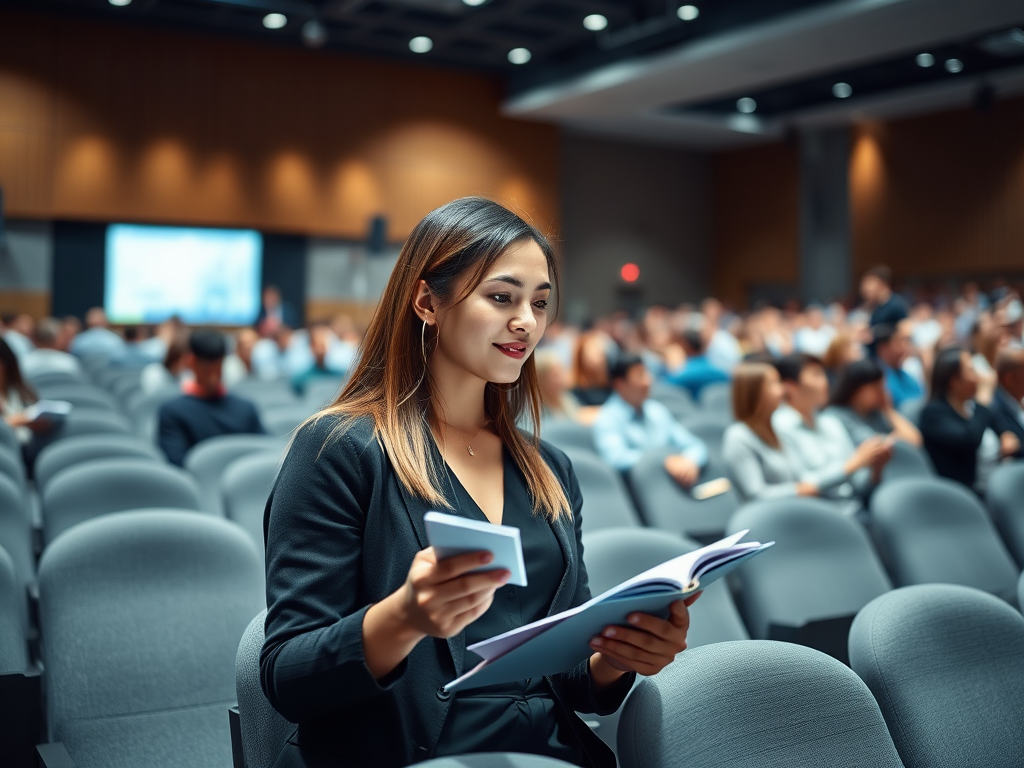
xmin=0 ymin=445 xmax=26 ymax=492
xmin=539 ymin=419 xmax=596 ymax=453
xmin=44 ymin=410 xmax=134 ymax=441
xmin=726 ymin=497 xmax=892 ymax=663
xmin=880 ymin=440 xmax=934 ymax=482
xmin=230 ymin=379 xmax=299 ymax=409
xmin=0 ymin=420 xmax=19 ymax=455
xmin=260 ymin=403 xmax=318 ymax=439
xmin=628 ymin=446 xmax=739 ymax=542
xmin=618 ymin=640 xmax=903 ymax=768
xmin=561 ymin=448 xmax=641 ymax=532
xmin=698 ymin=381 xmax=732 ymax=416
xmin=0 ymin=546 xmax=27 ymax=674
xmin=26 ymin=370 xmax=88 ymax=389
xmin=680 ymin=412 xmax=730 ymax=461
xmin=35 ymin=434 xmax=165 ymax=493
xmin=849 ymin=585 xmax=1024 ymax=768
xmin=33 ymin=384 xmax=121 ymax=414
xmin=42 ymin=457 xmax=205 ymax=544
xmin=0 ymin=474 xmax=34 ymax=632
xmin=37 ymin=510 xmax=264 ymax=768
xmin=648 ymin=381 xmax=695 ymax=421
xmin=233 ymin=609 xmax=292 ymax=768
xmin=986 ymin=462 xmax=1024 ymax=567
xmin=184 ymin=434 xmax=284 ymax=515
xmin=580 ymin=527 xmax=748 ymax=757
xmin=221 ymin=451 xmax=282 ymax=556
xmin=126 ymin=387 xmax=181 ymax=444
xmin=302 ymin=376 xmax=347 ymax=408
xmin=870 ymin=477 xmax=1019 ymax=603
xmin=0 ymin=543 xmax=40 ymax=768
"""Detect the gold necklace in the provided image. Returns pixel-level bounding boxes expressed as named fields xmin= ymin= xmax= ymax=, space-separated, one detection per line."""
xmin=438 ymin=418 xmax=490 ymax=456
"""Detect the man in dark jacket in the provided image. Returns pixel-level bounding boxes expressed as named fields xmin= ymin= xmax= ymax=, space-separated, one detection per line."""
xmin=990 ymin=347 xmax=1024 ymax=459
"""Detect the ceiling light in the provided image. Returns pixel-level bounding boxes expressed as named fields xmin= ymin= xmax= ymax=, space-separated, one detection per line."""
xmin=108 ymin=0 xmax=132 ymax=6
xmin=583 ymin=14 xmax=608 ymax=32
xmin=833 ymin=82 xmax=852 ymax=98
xmin=508 ymin=47 xmax=531 ymax=65
xmin=677 ymin=5 xmax=699 ymax=21
xmin=915 ymin=52 xmax=934 ymax=67
xmin=736 ymin=97 xmax=756 ymax=113
xmin=462 ymin=0 xmax=487 ymax=5
xmin=262 ymin=13 xmax=287 ymax=29
xmin=409 ymin=36 xmax=433 ymax=53
xmin=945 ymin=58 xmax=964 ymax=73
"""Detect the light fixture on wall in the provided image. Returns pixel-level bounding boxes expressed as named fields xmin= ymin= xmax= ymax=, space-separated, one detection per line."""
xmin=462 ymin=0 xmax=487 ymax=5
xmin=620 ymin=263 xmax=641 ymax=283
xmin=583 ymin=14 xmax=608 ymax=31
xmin=915 ymin=52 xmax=934 ymax=67
xmin=263 ymin=13 xmax=287 ymax=29
xmin=945 ymin=58 xmax=964 ymax=73
xmin=409 ymin=36 xmax=433 ymax=53
xmin=508 ymin=48 xmax=531 ymax=65
xmin=677 ymin=5 xmax=699 ymax=21
xmin=833 ymin=82 xmax=853 ymax=98
xmin=736 ymin=97 xmax=756 ymax=113
xmin=108 ymin=0 xmax=132 ymax=6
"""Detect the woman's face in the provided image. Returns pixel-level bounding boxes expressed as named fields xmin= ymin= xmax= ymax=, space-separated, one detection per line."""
xmin=951 ymin=351 xmax=979 ymax=401
xmin=759 ymin=367 xmax=784 ymax=415
xmin=850 ymin=380 xmax=886 ymax=413
xmin=432 ymin=239 xmax=551 ymax=385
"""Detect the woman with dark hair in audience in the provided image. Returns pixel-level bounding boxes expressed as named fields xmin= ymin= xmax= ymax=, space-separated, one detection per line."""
xmin=919 ymin=346 xmax=1020 ymax=492
xmin=570 ymin=329 xmax=615 ymax=406
xmin=828 ymin=358 xmax=922 ymax=447
xmin=0 ymin=336 xmax=43 ymax=442
xmin=721 ymin=361 xmax=819 ymax=501
xmin=261 ymin=198 xmax=697 ymax=768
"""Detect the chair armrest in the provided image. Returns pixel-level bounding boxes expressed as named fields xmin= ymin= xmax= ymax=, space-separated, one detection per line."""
xmin=228 ymin=704 xmax=244 ymax=768
xmin=36 ymin=742 xmax=77 ymax=768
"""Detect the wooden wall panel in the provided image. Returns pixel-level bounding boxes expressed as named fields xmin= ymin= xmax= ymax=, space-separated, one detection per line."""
xmin=0 ymin=10 xmax=560 ymax=240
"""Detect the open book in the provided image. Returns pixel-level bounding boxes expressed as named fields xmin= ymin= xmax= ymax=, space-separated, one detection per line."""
xmin=443 ymin=529 xmax=773 ymax=693
xmin=23 ymin=400 xmax=72 ymax=423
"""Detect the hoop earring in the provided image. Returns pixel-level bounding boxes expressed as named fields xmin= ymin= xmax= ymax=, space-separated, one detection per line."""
xmin=398 ymin=319 xmax=430 ymax=408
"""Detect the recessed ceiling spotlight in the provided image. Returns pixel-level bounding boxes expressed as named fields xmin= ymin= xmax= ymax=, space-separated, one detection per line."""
xmin=508 ymin=47 xmax=532 ymax=65
xmin=108 ymin=0 xmax=132 ymax=6
xmin=583 ymin=14 xmax=608 ymax=31
xmin=462 ymin=0 xmax=487 ymax=5
xmin=677 ymin=5 xmax=699 ymax=21
xmin=915 ymin=52 xmax=935 ymax=67
xmin=833 ymin=82 xmax=853 ymax=98
xmin=736 ymin=97 xmax=756 ymax=113
xmin=301 ymin=19 xmax=328 ymax=48
xmin=262 ymin=13 xmax=287 ymax=29
xmin=945 ymin=58 xmax=964 ymax=73
xmin=409 ymin=36 xmax=433 ymax=53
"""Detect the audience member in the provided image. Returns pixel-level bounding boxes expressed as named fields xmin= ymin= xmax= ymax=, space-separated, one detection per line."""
xmin=140 ymin=332 xmax=191 ymax=394
xmin=256 ymin=285 xmax=300 ymax=338
xmin=571 ymin=329 xmax=614 ymax=406
xmin=989 ymin=347 xmax=1024 ymax=459
xmin=0 ymin=337 xmax=45 ymax=442
xmin=919 ymin=346 xmax=1019 ymax=492
xmin=828 ymin=358 xmax=923 ymax=447
xmin=2 ymin=313 xmax=35 ymax=359
xmin=821 ymin=331 xmax=864 ymax=381
xmin=592 ymin=353 xmax=707 ymax=488
xmin=666 ymin=328 xmax=730 ymax=400
xmin=873 ymin=320 xmax=925 ymax=408
xmin=534 ymin=349 xmax=589 ymax=424
xmin=70 ymin=307 xmax=126 ymax=358
xmin=22 ymin=317 xmax=82 ymax=378
xmin=157 ymin=329 xmax=265 ymax=465
xmin=771 ymin=354 xmax=892 ymax=503
xmin=223 ymin=327 xmax=259 ymax=386
xmin=861 ymin=265 xmax=909 ymax=327
xmin=722 ymin=362 xmax=816 ymax=501
xmin=291 ymin=323 xmax=348 ymax=393
xmin=251 ymin=324 xmax=297 ymax=381
xmin=794 ymin=304 xmax=836 ymax=357
xmin=702 ymin=298 xmax=744 ymax=371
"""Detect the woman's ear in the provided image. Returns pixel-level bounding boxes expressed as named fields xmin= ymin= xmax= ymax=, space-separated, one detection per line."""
xmin=412 ymin=280 xmax=437 ymax=325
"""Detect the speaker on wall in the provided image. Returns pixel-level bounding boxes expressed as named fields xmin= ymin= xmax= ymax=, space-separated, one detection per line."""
xmin=367 ymin=215 xmax=387 ymax=255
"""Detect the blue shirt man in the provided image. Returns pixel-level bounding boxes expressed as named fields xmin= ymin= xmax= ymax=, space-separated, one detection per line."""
xmin=593 ymin=353 xmax=708 ymax=487
xmin=666 ymin=329 xmax=730 ymax=401
xmin=872 ymin=320 xmax=924 ymax=409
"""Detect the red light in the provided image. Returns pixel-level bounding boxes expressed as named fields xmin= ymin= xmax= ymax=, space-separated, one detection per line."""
xmin=620 ymin=263 xmax=640 ymax=282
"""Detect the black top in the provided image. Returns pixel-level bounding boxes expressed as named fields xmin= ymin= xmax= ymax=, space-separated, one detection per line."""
xmin=870 ymin=294 xmax=910 ymax=328
xmin=919 ymin=399 xmax=992 ymax=490
xmin=434 ymin=449 xmax=584 ymax=764
xmin=989 ymin=387 xmax=1024 ymax=460
xmin=260 ymin=415 xmax=634 ymax=768
xmin=157 ymin=393 xmax=264 ymax=465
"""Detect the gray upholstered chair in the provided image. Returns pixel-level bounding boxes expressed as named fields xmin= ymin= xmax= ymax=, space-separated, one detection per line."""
xmin=0 ymin=419 xmax=19 ymax=455
xmin=561 ymin=448 xmax=641 ymax=532
xmin=259 ymin=403 xmax=318 ymax=439
xmin=870 ymin=477 xmax=1019 ymax=603
xmin=539 ymin=419 xmax=596 ymax=453
xmin=618 ymin=640 xmax=904 ymax=768
xmin=726 ymin=497 xmax=891 ymax=662
xmin=37 ymin=510 xmax=265 ymax=768
xmin=580 ymin=527 xmax=748 ymax=758
xmin=0 ymin=543 xmax=40 ymax=768
xmin=302 ymin=375 xmax=347 ymax=408
xmin=230 ymin=379 xmax=299 ymax=410
xmin=679 ymin=413 xmax=729 ymax=461
xmin=987 ymin=461 xmax=1024 ymax=567
xmin=221 ymin=451 xmax=282 ymax=557
xmin=41 ymin=457 xmax=205 ymax=544
xmin=234 ymin=610 xmax=293 ymax=768
xmin=127 ymin=386 xmax=180 ymax=443
xmin=628 ymin=446 xmax=739 ymax=541
xmin=849 ymin=584 xmax=1024 ymax=768
xmin=33 ymin=384 xmax=121 ymax=414
xmin=0 ymin=546 xmax=27 ymax=675
xmin=35 ymin=434 xmax=165 ymax=493
xmin=0 ymin=473 xmax=33 ymax=631
xmin=698 ymin=381 xmax=732 ymax=415
xmin=0 ymin=444 xmax=26 ymax=491
xmin=649 ymin=382 xmax=695 ymax=421
xmin=880 ymin=440 xmax=934 ymax=482
xmin=183 ymin=434 xmax=283 ymax=515
xmin=419 ymin=757 xmax=581 ymax=767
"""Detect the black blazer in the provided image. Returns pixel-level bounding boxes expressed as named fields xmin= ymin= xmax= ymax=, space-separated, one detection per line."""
xmin=989 ymin=388 xmax=1024 ymax=460
xmin=919 ymin=399 xmax=993 ymax=490
xmin=261 ymin=414 xmax=633 ymax=768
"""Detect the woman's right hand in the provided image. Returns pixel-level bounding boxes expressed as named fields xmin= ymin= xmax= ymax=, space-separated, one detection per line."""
xmin=847 ymin=435 xmax=891 ymax=473
xmin=397 ymin=547 xmax=510 ymax=639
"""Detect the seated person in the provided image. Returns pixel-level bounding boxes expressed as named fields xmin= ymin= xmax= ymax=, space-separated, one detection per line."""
xmin=571 ymin=330 xmax=614 ymax=406
xmin=665 ymin=328 xmax=730 ymax=401
xmin=827 ymin=358 xmax=923 ymax=448
xmin=920 ymin=346 xmax=1020 ymax=493
xmin=69 ymin=307 xmax=125 ymax=358
xmin=989 ymin=347 xmax=1024 ymax=459
xmin=772 ymin=354 xmax=892 ymax=503
xmin=290 ymin=323 xmax=348 ymax=394
xmin=534 ymin=349 xmax=590 ymax=424
xmin=872 ymin=320 xmax=924 ymax=408
xmin=157 ymin=330 xmax=265 ymax=466
xmin=0 ymin=337 xmax=49 ymax=443
xmin=593 ymin=353 xmax=707 ymax=488
xmin=22 ymin=317 xmax=82 ymax=378
xmin=723 ymin=362 xmax=813 ymax=501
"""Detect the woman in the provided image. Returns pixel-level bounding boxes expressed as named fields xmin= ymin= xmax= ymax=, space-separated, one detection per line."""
xmin=534 ymin=348 xmax=593 ymax=425
xmin=140 ymin=330 xmax=191 ymax=394
xmin=721 ymin=362 xmax=818 ymax=501
xmin=261 ymin=198 xmax=696 ymax=768
xmin=0 ymin=336 xmax=42 ymax=442
xmin=828 ymin=358 xmax=922 ymax=447
xmin=821 ymin=331 xmax=864 ymax=382
xmin=919 ymin=346 xmax=1019 ymax=492
xmin=570 ymin=329 xmax=614 ymax=406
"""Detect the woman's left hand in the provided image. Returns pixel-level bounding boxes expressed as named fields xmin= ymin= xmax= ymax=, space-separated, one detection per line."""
xmin=589 ymin=592 xmax=700 ymax=677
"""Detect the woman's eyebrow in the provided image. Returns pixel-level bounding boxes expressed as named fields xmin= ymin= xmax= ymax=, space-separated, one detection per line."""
xmin=483 ymin=275 xmax=552 ymax=291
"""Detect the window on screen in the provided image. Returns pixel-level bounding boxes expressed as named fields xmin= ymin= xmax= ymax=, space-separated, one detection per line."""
xmin=105 ymin=224 xmax=263 ymax=325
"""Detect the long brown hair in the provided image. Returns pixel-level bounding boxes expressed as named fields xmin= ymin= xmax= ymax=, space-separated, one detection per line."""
xmin=318 ymin=197 xmax=571 ymax=521
xmin=731 ymin=362 xmax=781 ymax=448
xmin=0 ymin=336 xmax=37 ymax=410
